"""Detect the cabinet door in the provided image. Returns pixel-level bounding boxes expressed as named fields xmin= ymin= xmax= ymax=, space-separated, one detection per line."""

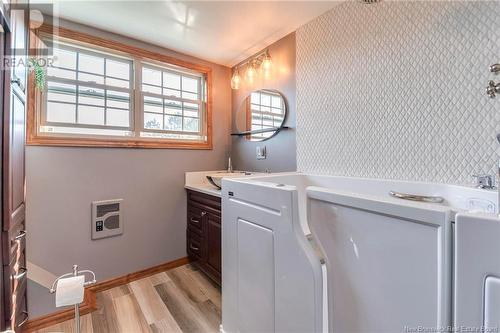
xmin=3 ymin=2 xmax=26 ymax=233
xmin=3 ymin=71 xmax=28 ymax=333
xmin=205 ymin=212 xmax=221 ymax=281
xmin=2 ymin=4 xmax=28 ymax=331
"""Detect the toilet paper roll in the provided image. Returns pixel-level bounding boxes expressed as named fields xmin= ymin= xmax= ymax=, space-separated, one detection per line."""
xmin=55 ymin=275 xmax=85 ymax=307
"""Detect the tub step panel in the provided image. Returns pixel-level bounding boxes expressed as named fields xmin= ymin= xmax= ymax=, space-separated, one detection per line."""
xmin=237 ymin=219 xmax=274 ymax=333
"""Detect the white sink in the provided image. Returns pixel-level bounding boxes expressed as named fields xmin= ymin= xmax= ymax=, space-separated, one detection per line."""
xmin=206 ymin=171 xmax=252 ymax=189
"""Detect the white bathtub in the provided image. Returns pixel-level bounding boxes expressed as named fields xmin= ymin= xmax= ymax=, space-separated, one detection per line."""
xmin=221 ymin=173 xmax=498 ymax=333
xmin=241 ymin=172 xmax=497 ymax=224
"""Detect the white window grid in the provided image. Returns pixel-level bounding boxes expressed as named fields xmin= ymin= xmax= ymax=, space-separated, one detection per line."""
xmin=140 ymin=63 xmax=206 ymax=136
xmin=250 ymin=90 xmax=285 ymax=139
xmin=40 ymin=38 xmax=208 ymax=140
xmin=43 ymin=41 xmax=135 ymax=131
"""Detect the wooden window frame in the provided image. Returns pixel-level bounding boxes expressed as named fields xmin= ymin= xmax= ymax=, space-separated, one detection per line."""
xmin=27 ymin=24 xmax=213 ymax=149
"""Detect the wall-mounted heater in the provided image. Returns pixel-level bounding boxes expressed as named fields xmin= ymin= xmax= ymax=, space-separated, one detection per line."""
xmin=91 ymin=199 xmax=123 ymax=240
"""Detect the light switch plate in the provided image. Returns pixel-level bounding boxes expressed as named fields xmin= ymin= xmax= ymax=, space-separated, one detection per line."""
xmin=256 ymin=146 xmax=267 ymax=160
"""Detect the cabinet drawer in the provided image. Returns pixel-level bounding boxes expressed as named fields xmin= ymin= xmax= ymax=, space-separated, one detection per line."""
xmin=187 ymin=231 xmax=203 ymax=259
xmin=187 ymin=190 xmax=221 ymax=211
xmin=187 ymin=207 xmax=206 ymax=235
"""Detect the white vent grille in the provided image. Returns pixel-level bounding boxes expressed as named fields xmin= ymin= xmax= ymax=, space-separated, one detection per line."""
xmin=91 ymin=199 xmax=123 ymax=240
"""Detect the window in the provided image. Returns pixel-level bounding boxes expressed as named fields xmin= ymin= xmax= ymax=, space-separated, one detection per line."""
xmin=141 ymin=64 xmax=205 ymax=140
xmin=248 ymin=90 xmax=285 ymax=140
xmin=28 ymin=26 xmax=212 ymax=149
xmin=43 ymin=43 xmax=134 ymax=137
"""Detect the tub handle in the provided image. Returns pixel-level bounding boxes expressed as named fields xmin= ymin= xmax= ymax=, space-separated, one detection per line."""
xmin=389 ymin=191 xmax=444 ymax=203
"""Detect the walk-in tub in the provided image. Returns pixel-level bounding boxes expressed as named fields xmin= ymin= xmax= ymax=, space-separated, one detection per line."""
xmin=221 ymin=173 xmax=498 ymax=333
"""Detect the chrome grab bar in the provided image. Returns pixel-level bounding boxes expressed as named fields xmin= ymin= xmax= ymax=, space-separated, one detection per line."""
xmin=389 ymin=191 xmax=444 ymax=203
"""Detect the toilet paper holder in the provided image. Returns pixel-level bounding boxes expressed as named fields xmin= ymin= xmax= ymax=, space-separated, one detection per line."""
xmin=49 ymin=265 xmax=96 ymax=333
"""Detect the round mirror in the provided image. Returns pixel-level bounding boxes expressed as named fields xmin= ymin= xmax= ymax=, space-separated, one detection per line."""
xmin=235 ymin=89 xmax=287 ymax=141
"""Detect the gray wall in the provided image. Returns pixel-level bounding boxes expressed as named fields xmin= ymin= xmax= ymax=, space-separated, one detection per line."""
xmin=230 ymin=33 xmax=297 ymax=172
xmin=27 ymin=281 xmax=58 ymax=317
xmin=296 ymin=1 xmax=500 ymax=185
xmin=26 ymin=20 xmax=232 ymax=317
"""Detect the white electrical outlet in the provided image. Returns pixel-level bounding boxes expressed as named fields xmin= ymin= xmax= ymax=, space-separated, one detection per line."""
xmin=256 ymin=146 xmax=267 ymax=160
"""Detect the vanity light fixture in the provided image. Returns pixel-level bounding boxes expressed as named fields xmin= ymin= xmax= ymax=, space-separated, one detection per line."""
xmin=231 ymin=49 xmax=272 ymax=90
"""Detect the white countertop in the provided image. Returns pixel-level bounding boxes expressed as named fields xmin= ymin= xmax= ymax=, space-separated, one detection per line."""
xmin=185 ymin=170 xmax=224 ymax=197
xmin=185 ymin=170 xmax=259 ymax=197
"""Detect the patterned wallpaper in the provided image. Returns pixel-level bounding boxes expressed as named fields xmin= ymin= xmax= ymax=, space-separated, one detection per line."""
xmin=296 ymin=1 xmax=500 ymax=185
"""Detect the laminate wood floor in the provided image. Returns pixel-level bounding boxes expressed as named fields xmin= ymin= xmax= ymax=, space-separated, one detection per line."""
xmin=36 ymin=264 xmax=221 ymax=333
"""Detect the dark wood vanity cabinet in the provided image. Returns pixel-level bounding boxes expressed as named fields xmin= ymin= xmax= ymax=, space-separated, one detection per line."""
xmin=186 ymin=190 xmax=221 ymax=285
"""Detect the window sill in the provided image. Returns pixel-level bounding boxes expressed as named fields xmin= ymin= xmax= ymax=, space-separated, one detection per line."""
xmin=26 ymin=135 xmax=212 ymax=149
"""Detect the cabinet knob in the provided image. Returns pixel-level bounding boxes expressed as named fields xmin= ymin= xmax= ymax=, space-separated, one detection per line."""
xmin=201 ymin=211 xmax=207 ymax=216
xmin=12 ymin=267 xmax=27 ymax=281
xmin=12 ymin=230 xmax=26 ymax=244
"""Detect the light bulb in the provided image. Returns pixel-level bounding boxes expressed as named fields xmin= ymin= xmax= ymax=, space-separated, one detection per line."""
xmin=231 ymin=70 xmax=241 ymax=89
xmin=261 ymin=52 xmax=272 ymax=72
xmin=246 ymin=62 xmax=256 ymax=82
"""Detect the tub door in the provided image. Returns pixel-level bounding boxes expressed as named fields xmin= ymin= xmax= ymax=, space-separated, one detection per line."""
xmin=307 ymin=188 xmax=452 ymax=333
xmin=222 ymin=180 xmax=323 ymax=333
xmin=454 ymin=213 xmax=500 ymax=330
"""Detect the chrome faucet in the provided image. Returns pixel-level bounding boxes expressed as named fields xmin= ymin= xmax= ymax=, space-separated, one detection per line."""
xmin=227 ymin=157 xmax=233 ymax=173
xmin=473 ymin=174 xmax=496 ymax=189
xmin=487 ymin=63 xmax=500 ymax=98
xmin=487 ymin=80 xmax=500 ymax=98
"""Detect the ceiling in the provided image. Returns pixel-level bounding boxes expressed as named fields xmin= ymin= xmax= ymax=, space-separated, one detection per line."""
xmin=32 ymin=0 xmax=340 ymax=67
